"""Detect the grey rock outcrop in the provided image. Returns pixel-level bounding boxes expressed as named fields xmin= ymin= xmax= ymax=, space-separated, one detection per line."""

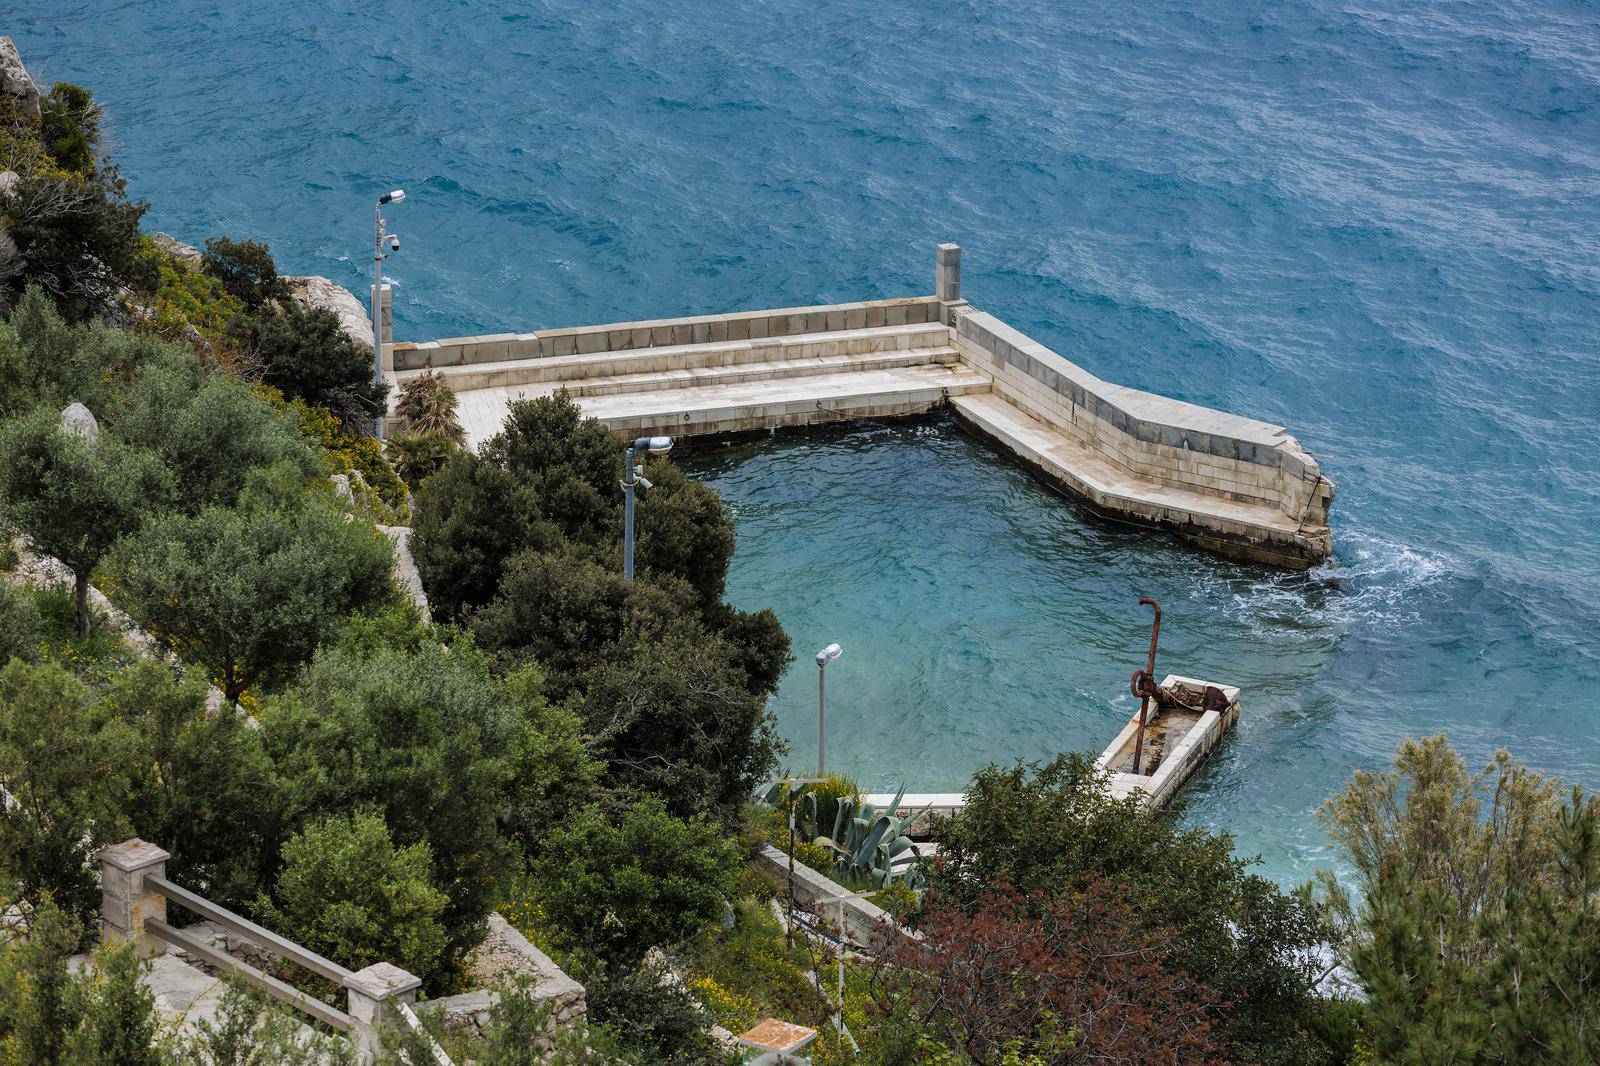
xmin=285 ymin=274 xmax=373 ymax=353
xmin=0 ymin=38 xmax=40 ymax=120
xmin=150 ymin=231 xmax=203 ymax=268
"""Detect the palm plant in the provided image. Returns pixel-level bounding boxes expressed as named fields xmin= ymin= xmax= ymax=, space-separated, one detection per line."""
xmin=394 ymin=370 xmax=465 ymax=444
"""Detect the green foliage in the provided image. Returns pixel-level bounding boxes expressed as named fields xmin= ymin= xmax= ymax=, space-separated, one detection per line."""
xmin=494 ymin=663 xmax=602 ymax=857
xmin=236 ymin=304 xmax=386 ymax=429
xmin=200 ymin=236 xmax=287 ymax=311
xmin=0 ymin=406 xmax=169 ymax=635
xmin=930 ymin=753 xmax=1334 ymax=1066
xmin=260 ymin=630 xmax=578 ymax=971
xmin=1 ymin=107 xmax=149 ymax=319
xmin=111 ymin=359 xmax=325 ymax=513
xmin=482 ymin=393 xmax=622 ymax=548
xmin=394 ymin=369 xmax=464 ymax=444
xmin=132 ymin=236 xmax=245 ymax=349
xmin=809 ymin=785 xmax=927 ymax=888
xmin=38 ymin=83 xmax=98 ymax=177
xmin=582 ymin=960 xmax=733 ymax=1066
xmin=385 ymin=430 xmax=455 ymax=490
xmin=0 ymin=660 xmax=138 ymax=925
xmin=0 ymin=284 xmax=172 ymax=419
xmin=107 ymin=660 xmax=278 ymax=912
xmin=1320 ymin=735 xmax=1600 ymax=1063
xmin=410 ymin=450 xmax=543 ymax=623
xmin=528 ymin=796 xmax=740 ymax=967
xmin=0 ymin=580 xmax=41 ymax=663
xmin=180 ymin=977 xmax=357 ymax=1066
xmin=108 ymin=493 xmax=396 ymax=702
xmin=0 ymin=903 xmax=164 ymax=1066
xmin=634 ymin=457 xmax=736 ymax=605
xmin=266 ymin=809 xmax=450 ymax=986
xmin=379 ymin=976 xmax=625 ymax=1066
xmin=271 ymin=389 xmax=407 ymax=516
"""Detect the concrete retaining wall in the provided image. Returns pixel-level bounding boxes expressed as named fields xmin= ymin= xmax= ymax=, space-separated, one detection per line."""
xmin=390 ymin=296 xmax=942 ymax=371
xmin=753 ymin=845 xmax=896 ymax=948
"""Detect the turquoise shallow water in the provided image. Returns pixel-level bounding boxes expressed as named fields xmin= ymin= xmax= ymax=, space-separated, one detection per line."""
xmin=14 ymin=0 xmax=1600 ymax=882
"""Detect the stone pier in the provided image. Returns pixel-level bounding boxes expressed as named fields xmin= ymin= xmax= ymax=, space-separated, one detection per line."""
xmin=387 ymin=247 xmax=1334 ymax=568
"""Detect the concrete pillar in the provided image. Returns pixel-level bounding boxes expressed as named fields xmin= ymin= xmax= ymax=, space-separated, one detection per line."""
xmin=346 ymin=962 xmax=423 ymax=1062
xmin=100 ymin=839 xmax=169 ymax=956
xmin=936 ymin=243 xmax=961 ymax=302
xmin=370 ymin=284 xmax=394 ymax=370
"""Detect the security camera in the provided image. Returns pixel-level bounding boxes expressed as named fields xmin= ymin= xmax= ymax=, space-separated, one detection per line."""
xmin=387 ymin=234 xmax=400 ymax=251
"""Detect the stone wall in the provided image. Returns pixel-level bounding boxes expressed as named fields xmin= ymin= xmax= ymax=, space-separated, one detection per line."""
xmin=390 ymin=295 xmax=942 ymax=371
xmin=952 ymin=309 xmax=1334 ymax=535
xmin=752 ymin=845 xmax=899 ymax=948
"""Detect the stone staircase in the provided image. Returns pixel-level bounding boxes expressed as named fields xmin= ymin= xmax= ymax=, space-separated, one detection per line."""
xmin=391 ymin=322 xmax=981 ymax=448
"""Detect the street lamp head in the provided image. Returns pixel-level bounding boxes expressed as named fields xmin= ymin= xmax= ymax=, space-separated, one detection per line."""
xmin=633 ymin=435 xmax=674 ymax=455
xmin=816 ymin=642 xmax=843 ymax=667
xmin=379 ymin=189 xmax=406 ymax=205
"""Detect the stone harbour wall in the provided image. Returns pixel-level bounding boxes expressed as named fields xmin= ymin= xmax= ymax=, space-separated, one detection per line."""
xmin=390 ymin=295 xmax=943 ymax=371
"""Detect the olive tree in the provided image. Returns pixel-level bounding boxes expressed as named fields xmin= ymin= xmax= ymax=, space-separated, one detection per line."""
xmin=0 ymin=408 xmax=168 ymax=635
xmin=108 ymin=494 xmax=395 ymax=703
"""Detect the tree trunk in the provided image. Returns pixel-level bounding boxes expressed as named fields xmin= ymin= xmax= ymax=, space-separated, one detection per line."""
xmin=74 ymin=570 xmax=90 ymax=637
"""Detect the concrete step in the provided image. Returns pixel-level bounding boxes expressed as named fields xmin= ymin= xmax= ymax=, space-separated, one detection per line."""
xmin=950 ymin=391 xmax=1303 ymax=542
xmin=457 ymin=363 xmax=990 ymax=446
xmin=497 ymin=346 xmax=960 ymax=401
xmin=395 ymin=322 xmax=951 ymax=394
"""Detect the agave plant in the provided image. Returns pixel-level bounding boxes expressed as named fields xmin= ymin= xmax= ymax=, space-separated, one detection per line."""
xmin=812 ymin=785 xmax=932 ymax=888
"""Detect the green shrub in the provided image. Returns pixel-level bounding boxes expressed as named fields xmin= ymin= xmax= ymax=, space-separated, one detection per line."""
xmin=0 ymin=582 xmax=40 ymax=664
xmin=200 ymin=236 xmax=287 ymax=311
xmin=0 ymin=660 xmax=139 ymax=924
xmin=236 ymin=305 xmax=385 ymax=430
xmin=409 ymin=450 xmax=542 ymax=622
xmin=528 ymin=796 xmax=740 ymax=967
xmin=266 ymin=809 xmax=449 ymax=987
xmin=260 ymin=631 xmax=572 ymax=967
xmin=393 ymin=370 xmax=464 ymax=444
xmin=386 ymin=431 xmax=455 ymax=490
xmin=581 ymin=960 xmax=732 ymax=1066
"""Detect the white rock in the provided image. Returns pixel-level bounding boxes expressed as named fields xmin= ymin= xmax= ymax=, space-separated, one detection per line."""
xmin=0 ymin=38 xmax=40 ymax=120
xmin=150 ymin=231 xmax=202 ymax=268
xmin=60 ymin=402 xmax=99 ymax=444
xmin=285 ymin=274 xmax=374 ymax=353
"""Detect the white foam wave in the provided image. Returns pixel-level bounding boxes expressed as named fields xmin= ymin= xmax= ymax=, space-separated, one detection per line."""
xmin=1215 ymin=531 xmax=1453 ymax=637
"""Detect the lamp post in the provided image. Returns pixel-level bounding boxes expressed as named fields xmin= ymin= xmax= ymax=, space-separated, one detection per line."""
xmin=372 ymin=189 xmax=405 ymax=439
xmin=622 ymin=436 xmax=673 ymax=580
xmin=816 ymin=643 xmax=842 ymax=776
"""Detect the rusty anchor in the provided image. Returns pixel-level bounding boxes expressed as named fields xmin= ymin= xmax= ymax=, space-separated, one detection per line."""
xmin=1128 ymin=597 xmax=1229 ymax=775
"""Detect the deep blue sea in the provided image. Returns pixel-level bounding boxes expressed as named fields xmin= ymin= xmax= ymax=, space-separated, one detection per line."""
xmin=13 ymin=1 xmax=1600 ymax=884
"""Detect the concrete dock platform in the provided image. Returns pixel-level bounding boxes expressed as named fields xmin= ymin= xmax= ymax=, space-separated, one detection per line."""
xmin=385 ymin=246 xmax=1335 ymax=569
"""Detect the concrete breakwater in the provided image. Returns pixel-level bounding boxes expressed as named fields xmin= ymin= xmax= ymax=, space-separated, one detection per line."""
xmin=387 ymin=245 xmax=1334 ymax=568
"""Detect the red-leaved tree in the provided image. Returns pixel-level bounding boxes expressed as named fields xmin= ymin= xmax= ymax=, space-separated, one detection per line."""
xmin=869 ymin=878 xmax=1228 ymax=1065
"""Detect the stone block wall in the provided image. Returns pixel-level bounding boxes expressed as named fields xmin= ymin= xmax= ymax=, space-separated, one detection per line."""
xmin=952 ymin=309 xmax=1334 ymax=529
xmin=390 ymin=296 xmax=942 ymax=371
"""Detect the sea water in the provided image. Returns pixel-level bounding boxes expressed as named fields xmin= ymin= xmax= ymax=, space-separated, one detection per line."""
xmin=15 ymin=0 xmax=1598 ymax=883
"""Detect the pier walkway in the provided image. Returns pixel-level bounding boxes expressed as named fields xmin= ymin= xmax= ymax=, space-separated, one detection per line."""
xmin=386 ymin=245 xmax=1334 ymax=568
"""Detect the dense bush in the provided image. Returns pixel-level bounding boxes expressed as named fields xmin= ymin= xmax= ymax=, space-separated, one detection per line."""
xmin=928 ymin=754 xmax=1336 ymax=1065
xmin=1 ymin=83 xmax=150 ymax=321
xmin=386 ymin=430 xmax=455 ymax=489
xmin=410 ymin=451 xmax=546 ymax=623
xmin=528 ymin=796 xmax=740 ymax=967
xmin=267 ymin=809 xmax=450 ymax=986
xmin=0 ymin=581 xmax=40 ymax=663
xmin=236 ymin=304 xmax=386 ymax=430
xmin=0 ymin=660 xmax=138 ymax=925
xmin=110 ymin=359 xmax=324 ymax=513
xmin=260 ymin=629 xmax=595 ymax=971
xmin=393 ymin=369 xmax=464 ymax=443
xmin=200 ymin=236 xmax=288 ymax=311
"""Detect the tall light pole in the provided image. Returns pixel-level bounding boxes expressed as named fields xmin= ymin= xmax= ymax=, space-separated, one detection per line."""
xmin=622 ymin=436 xmax=673 ymax=580
xmin=373 ymin=189 xmax=405 ymax=439
xmin=816 ymin=642 xmax=842 ymax=776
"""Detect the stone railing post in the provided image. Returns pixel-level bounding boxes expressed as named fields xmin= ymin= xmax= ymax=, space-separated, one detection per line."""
xmin=100 ymin=839 xmax=170 ymax=955
xmin=936 ymin=243 xmax=962 ymax=302
xmin=346 ymin=962 xmax=423 ymax=1062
